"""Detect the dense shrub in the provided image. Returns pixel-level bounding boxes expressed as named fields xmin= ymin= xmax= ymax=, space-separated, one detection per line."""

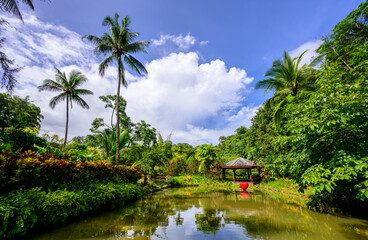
xmin=0 ymin=180 xmax=149 ymax=239
xmin=34 ymin=143 xmax=102 ymax=162
xmin=0 ymin=150 xmax=141 ymax=193
xmin=0 ymin=130 xmax=47 ymax=152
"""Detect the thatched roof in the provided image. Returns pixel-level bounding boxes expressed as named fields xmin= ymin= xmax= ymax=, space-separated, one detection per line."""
xmin=221 ymin=157 xmax=259 ymax=168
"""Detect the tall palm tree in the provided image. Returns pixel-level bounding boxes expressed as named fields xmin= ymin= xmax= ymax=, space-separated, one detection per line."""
xmin=83 ymin=13 xmax=149 ymax=165
xmin=255 ymin=50 xmax=319 ymax=128
xmin=0 ymin=0 xmax=35 ymax=21
xmin=38 ymin=67 xmax=93 ymax=146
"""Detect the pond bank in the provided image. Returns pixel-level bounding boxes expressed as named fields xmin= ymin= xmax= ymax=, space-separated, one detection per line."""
xmin=29 ymin=187 xmax=368 ymax=240
xmin=0 ymin=180 xmax=151 ymax=239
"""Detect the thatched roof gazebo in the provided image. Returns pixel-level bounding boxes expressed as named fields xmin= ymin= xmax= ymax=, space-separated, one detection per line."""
xmin=220 ymin=157 xmax=263 ymax=183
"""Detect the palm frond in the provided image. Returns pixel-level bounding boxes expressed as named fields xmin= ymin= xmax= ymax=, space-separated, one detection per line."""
xmin=38 ymin=79 xmax=63 ymax=92
xmin=273 ymin=97 xmax=288 ymax=131
xmin=69 ymin=70 xmax=87 ymax=88
xmin=124 ymin=55 xmax=147 ymax=75
xmin=102 ymin=14 xmax=116 ymax=27
xmin=255 ymin=78 xmax=286 ymax=91
xmin=99 ymin=55 xmax=114 ymax=76
xmin=1 ymin=0 xmax=34 ymax=21
xmin=71 ymin=94 xmax=90 ymax=109
xmin=73 ymin=88 xmax=94 ymax=96
xmin=125 ymin=40 xmax=150 ymax=54
xmin=49 ymin=93 xmax=67 ymax=109
xmin=119 ymin=62 xmax=128 ymax=87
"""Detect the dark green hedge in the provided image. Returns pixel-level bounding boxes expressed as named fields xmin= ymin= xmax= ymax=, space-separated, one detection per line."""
xmin=0 ymin=180 xmax=149 ymax=239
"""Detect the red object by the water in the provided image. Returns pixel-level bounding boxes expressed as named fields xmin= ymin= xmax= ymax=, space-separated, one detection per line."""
xmin=239 ymin=182 xmax=249 ymax=190
xmin=240 ymin=191 xmax=250 ymax=199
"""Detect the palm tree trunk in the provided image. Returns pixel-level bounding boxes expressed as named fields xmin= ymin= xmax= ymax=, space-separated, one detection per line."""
xmin=64 ymin=94 xmax=69 ymax=146
xmin=115 ymin=57 xmax=122 ymax=165
xmin=111 ymin=108 xmax=114 ymax=128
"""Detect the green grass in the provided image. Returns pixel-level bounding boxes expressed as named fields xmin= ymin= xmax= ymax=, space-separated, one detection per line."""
xmin=250 ymin=179 xmax=311 ymax=196
xmin=169 ymin=175 xmax=237 ymax=192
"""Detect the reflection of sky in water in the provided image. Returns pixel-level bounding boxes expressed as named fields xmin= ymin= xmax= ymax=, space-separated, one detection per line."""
xmin=31 ymin=189 xmax=368 ymax=240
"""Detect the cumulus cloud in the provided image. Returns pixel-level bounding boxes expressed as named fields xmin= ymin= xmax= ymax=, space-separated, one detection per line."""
xmin=290 ymin=40 xmax=322 ymax=66
xmin=152 ymin=33 xmax=196 ymax=51
xmin=2 ymin=13 xmax=256 ymax=145
xmin=122 ymin=52 xmax=254 ymax=143
xmin=172 ymin=106 xmax=259 ymax=145
xmin=2 ymin=13 xmax=116 ymax=139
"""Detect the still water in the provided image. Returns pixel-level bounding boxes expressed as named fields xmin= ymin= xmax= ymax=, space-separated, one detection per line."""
xmin=32 ymin=188 xmax=368 ymax=240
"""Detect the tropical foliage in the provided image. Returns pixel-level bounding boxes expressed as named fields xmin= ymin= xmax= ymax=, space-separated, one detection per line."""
xmin=218 ymin=2 xmax=368 ymax=214
xmin=255 ymin=50 xmax=318 ymax=128
xmin=38 ymin=68 xmax=93 ymax=145
xmin=0 ymin=150 xmax=141 ymax=193
xmin=83 ymin=13 xmax=149 ymax=164
xmin=0 ymin=93 xmax=43 ymax=130
xmin=0 ymin=180 xmax=148 ymax=239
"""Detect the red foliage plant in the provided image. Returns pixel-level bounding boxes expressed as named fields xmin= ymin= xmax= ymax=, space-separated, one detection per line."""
xmin=0 ymin=150 xmax=141 ymax=193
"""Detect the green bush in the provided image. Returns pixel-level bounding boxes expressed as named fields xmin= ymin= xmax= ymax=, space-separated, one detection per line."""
xmin=0 ymin=180 xmax=149 ymax=239
xmin=0 ymin=130 xmax=47 ymax=152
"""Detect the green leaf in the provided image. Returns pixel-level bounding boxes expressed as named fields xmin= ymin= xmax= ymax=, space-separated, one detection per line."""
xmin=325 ymin=184 xmax=331 ymax=193
xmin=341 ymin=116 xmax=347 ymax=124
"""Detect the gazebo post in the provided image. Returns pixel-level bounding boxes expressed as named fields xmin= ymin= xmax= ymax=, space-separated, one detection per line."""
xmin=232 ymin=169 xmax=236 ymax=183
xmin=249 ymin=168 xmax=253 ymax=183
xmin=222 ymin=168 xmax=225 ymax=180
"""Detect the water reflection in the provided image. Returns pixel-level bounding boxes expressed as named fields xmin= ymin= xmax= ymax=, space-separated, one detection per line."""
xmin=31 ymin=188 xmax=368 ymax=240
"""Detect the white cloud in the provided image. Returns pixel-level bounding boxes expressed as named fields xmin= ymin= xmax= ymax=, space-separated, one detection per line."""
xmin=152 ymin=33 xmax=196 ymax=51
xmin=123 ymin=52 xmax=255 ymax=144
xmin=172 ymin=105 xmax=259 ymax=145
xmin=290 ymin=40 xmax=322 ymax=66
xmin=1 ymin=13 xmax=255 ymax=146
xmin=2 ymin=13 xmax=115 ymax=139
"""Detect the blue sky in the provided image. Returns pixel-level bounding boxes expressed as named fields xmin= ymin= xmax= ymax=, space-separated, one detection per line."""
xmin=2 ymin=0 xmax=365 ymax=145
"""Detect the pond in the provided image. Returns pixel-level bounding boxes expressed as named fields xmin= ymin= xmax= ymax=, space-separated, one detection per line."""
xmin=31 ymin=188 xmax=368 ymax=240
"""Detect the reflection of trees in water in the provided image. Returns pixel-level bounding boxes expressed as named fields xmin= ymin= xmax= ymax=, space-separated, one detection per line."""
xmin=113 ymin=192 xmax=214 ymax=238
xmin=195 ymin=209 xmax=223 ymax=235
xmin=175 ymin=211 xmax=184 ymax=226
xmin=32 ymin=189 xmax=368 ymax=240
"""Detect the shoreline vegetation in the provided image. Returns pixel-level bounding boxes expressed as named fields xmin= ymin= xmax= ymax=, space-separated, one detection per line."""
xmin=1 ymin=1 xmax=368 ymax=240
xmin=0 ymin=152 xmax=358 ymax=239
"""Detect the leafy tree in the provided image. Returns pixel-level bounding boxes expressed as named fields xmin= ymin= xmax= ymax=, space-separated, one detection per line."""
xmin=0 ymin=93 xmax=43 ymax=130
xmin=136 ymin=133 xmax=173 ymax=176
xmin=99 ymin=95 xmax=133 ymax=129
xmin=278 ymin=1 xmax=368 ymax=211
xmin=195 ymin=144 xmax=217 ymax=174
xmin=71 ymin=136 xmax=86 ymax=144
xmin=38 ymin=67 xmax=93 ymax=146
xmin=170 ymin=143 xmax=196 ymax=175
xmin=255 ymin=51 xmax=318 ymax=128
xmin=132 ymin=120 xmax=157 ymax=147
xmin=84 ymin=13 xmax=149 ymax=165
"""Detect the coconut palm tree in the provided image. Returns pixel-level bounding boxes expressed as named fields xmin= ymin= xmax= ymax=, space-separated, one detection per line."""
xmin=97 ymin=127 xmax=130 ymax=163
xmin=83 ymin=13 xmax=149 ymax=165
xmin=255 ymin=50 xmax=319 ymax=128
xmin=38 ymin=67 xmax=93 ymax=146
xmin=0 ymin=0 xmax=35 ymax=21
